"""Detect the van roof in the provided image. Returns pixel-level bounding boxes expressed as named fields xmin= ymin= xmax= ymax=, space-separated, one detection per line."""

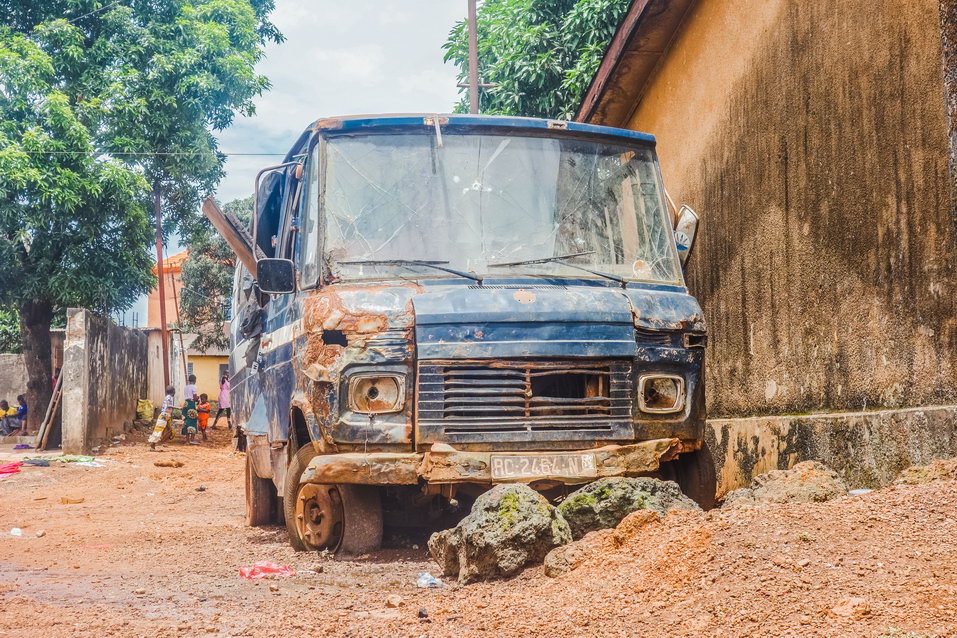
xmin=281 ymin=113 xmax=656 ymax=161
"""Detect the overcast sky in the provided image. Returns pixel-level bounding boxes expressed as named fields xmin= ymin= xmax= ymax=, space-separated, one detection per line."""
xmin=214 ymin=0 xmax=465 ymax=203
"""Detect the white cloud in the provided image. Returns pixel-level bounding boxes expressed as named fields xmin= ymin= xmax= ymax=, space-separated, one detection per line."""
xmin=213 ymin=0 xmax=465 ymax=203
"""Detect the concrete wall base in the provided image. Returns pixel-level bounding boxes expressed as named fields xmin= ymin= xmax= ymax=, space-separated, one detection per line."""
xmin=707 ymin=405 xmax=957 ymax=497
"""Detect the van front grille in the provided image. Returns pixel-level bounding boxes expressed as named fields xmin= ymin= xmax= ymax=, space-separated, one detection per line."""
xmin=417 ymin=359 xmax=633 ymax=437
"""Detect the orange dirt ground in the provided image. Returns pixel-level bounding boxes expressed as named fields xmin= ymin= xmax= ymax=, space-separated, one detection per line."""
xmin=1 ymin=428 xmax=955 ymax=637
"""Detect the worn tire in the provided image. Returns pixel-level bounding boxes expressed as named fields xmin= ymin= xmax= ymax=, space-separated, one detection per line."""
xmin=282 ymin=445 xmax=383 ymax=556
xmin=336 ymin=484 xmax=383 ymax=558
xmin=245 ymin=452 xmax=278 ymax=527
xmin=661 ymin=444 xmax=717 ymax=510
xmin=283 ymin=444 xmax=316 ymax=551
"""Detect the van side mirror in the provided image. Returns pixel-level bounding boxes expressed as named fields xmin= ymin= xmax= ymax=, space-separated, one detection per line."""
xmin=256 ymin=258 xmax=296 ymax=294
xmin=674 ymin=205 xmax=699 ymax=267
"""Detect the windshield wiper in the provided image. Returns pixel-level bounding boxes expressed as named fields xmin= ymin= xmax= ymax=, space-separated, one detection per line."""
xmin=488 ymin=251 xmax=627 ymax=287
xmin=337 ymin=259 xmax=483 ymax=283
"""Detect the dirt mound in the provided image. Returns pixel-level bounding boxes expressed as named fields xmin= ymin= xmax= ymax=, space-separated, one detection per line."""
xmin=895 ymin=457 xmax=957 ymax=485
xmin=544 ymin=509 xmax=662 ymax=577
xmin=723 ymin=460 xmax=848 ymax=507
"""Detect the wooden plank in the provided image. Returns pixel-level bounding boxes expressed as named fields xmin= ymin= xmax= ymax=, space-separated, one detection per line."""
xmin=38 ymin=376 xmax=63 ymax=450
xmin=201 ymin=197 xmax=258 ymax=274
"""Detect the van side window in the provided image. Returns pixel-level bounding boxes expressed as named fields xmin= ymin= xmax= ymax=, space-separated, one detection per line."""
xmin=299 ymin=145 xmax=321 ymax=288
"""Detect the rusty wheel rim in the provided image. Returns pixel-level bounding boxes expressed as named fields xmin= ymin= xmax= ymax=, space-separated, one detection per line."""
xmin=294 ymin=483 xmax=344 ymax=551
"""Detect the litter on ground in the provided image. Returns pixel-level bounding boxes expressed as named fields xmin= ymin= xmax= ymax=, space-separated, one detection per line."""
xmin=239 ymin=561 xmax=296 ymax=579
xmin=0 ymin=462 xmax=23 ymax=479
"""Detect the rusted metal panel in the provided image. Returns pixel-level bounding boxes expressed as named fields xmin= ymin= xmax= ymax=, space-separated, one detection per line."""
xmin=298 ymin=439 xmax=681 ymax=486
xmin=419 ymin=438 xmax=681 ymax=485
xmin=300 ymin=452 xmax=421 ymax=485
xmin=293 ymin=283 xmax=421 ymax=450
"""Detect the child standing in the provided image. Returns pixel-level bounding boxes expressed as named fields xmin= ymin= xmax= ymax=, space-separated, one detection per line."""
xmin=149 ymin=385 xmax=176 ymax=450
xmin=196 ymin=393 xmax=211 ymax=442
xmin=184 ymin=374 xmax=198 ymax=401
xmin=182 ymin=395 xmax=199 ymax=445
xmin=211 ymin=375 xmax=231 ymax=430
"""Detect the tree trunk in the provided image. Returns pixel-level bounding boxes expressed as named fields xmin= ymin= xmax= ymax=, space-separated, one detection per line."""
xmin=19 ymin=299 xmax=53 ymax=434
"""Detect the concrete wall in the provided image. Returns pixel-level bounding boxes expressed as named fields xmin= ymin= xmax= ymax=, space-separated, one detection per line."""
xmin=145 ymin=329 xmax=166 ymax=408
xmin=708 ymin=405 xmax=957 ymax=496
xmin=624 ymin=0 xmax=957 ymax=418
xmin=62 ymin=309 xmax=148 ymax=454
xmin=0 ymin=354 xmax=26 ymax=405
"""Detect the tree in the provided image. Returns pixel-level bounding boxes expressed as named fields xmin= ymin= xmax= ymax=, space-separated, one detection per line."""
xmin=0 ymin=1 xmax=281 ymax=428
xmin=0 ymin=310 xmax=21 ymax=354
xmin=442 ymin=0 xmax=630 ymax=119
xmin=0 ymin=28 xmax=155 ymax=428
xmin=180 ymin=195 xmax=252 ymax=352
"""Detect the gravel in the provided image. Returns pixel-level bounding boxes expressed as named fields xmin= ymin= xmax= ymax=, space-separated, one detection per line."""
xmin=1 ymin=430 xmax=955 ymax=637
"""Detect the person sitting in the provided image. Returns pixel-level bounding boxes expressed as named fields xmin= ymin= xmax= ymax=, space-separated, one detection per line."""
xmin=12 ymin=395 xmax=26 ymax=434
xmin=0 ymin=400 xmax=18 ymax=436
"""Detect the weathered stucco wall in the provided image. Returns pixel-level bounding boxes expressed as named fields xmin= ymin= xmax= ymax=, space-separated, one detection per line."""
xmin=0 ymin=354 xmax=26 ymax=405
xmin=626 ymin=0 xmax=957 ymax=418
xmin=62 ymin=309 xmax=148 ymax=454
xmin=707 ymin=405 xmax=957 ymax=496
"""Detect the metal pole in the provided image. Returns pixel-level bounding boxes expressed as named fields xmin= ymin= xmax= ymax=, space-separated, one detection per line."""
xmin=467 ymin=0 xmax=479 ymax=114
xmin=167 ymin=254 xmax=188 ymax=387
xmin=153 ymin=184 xmax=171 ymax=388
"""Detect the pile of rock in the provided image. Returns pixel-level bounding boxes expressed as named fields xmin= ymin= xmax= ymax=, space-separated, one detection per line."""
xmin=722 ymin=460 xmax=848 ymax=507
xmin=894 ymin=457 xmax=957 ymax=485
xmin=428 ymin=477 xmax=699 ymax=584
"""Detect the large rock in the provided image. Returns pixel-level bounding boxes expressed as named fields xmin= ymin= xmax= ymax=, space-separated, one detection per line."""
xmin=557 ymin=477 xmax=700 ymax=540
xmin=723 ymin=460 xmax=848 ymax=507
xmin=428 ymin=484 xmax=571 ymax=584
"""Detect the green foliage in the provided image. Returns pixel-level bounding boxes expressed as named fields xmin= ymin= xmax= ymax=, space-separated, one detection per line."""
xmin=442 ymin=0 xmax=630 ymax=119
xmin=180 ymin=195 xmax=252 ymax=351
xmin=0 ymin=1 xmax=280 ymax=417
xmin=0 ymin=28 xmax=154 ymax=315
xmin=0 ymin=310 xmax=20 ymax=353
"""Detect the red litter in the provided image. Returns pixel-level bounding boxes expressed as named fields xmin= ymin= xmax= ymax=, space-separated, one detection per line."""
xmin=0 ymin=462 xmax=23 ymax=480
xmin=239 ymin=561 xmax=296 ymax=579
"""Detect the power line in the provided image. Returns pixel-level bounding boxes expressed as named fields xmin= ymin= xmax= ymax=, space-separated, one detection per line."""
xmin=7 ymin=150 xmax=287 ymax=156
xmin=66 ymin=0 xmax=123 ymax=24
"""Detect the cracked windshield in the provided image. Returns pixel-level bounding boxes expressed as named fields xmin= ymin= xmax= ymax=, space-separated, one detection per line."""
xmin=323 ymin=132 xmax=682 ymax=284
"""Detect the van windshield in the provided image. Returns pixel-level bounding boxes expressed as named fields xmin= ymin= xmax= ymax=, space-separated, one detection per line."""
xmin=322 ymin=131 xmax=683 ymax=285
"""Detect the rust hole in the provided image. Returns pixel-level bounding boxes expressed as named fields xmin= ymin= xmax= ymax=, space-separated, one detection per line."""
xmin=322 ymin=330 xmax=348 ymax=346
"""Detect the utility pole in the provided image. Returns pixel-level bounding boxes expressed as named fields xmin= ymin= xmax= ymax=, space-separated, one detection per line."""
xmin=467 ymin=0 xmax=479 ymax=114
xmin=153 ymin=185 xmax=171 ymax=388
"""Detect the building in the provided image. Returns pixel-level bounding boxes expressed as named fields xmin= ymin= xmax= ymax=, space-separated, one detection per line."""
xmin=577 ymin=0 xmax=957 ymax=492
xmin=147 ymin=249 xmax=229 ymax=405
xmin=147 ymin=249 xmax=189 ymax=330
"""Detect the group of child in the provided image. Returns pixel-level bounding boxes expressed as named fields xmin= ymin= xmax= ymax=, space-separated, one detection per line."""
xmin=149 ymin=374 xmax=232 ymax=450
xmin=0 ymin=395 xmax=27 ymax=436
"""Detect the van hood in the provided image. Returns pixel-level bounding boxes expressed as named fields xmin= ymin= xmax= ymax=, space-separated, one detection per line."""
xmin=410 ymin=283 xmax=703 ymax=359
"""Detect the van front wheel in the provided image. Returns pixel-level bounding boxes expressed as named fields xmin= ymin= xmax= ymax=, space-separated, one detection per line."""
xmin=283 ymin=445 xmax=383 ymax=556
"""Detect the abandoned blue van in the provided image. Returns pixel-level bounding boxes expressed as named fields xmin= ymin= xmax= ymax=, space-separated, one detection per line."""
xmin=219 ymin=114 xmax=710 ymax=556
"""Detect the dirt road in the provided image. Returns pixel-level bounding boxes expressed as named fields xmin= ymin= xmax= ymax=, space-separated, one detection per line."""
xmin=1 ymin=430 xmax=955 ymax=637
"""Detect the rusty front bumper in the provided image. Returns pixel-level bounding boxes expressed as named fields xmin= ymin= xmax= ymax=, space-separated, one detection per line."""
xmin=299 ymin=438 xmax=682 ymax=486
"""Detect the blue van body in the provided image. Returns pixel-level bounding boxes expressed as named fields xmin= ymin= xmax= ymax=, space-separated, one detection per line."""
xmin=228 ymin=114 xmax=709 ymax=551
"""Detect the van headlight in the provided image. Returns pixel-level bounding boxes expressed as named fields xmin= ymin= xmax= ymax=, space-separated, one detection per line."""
xmin=637 ymin=374 xmax=685 ymax=414
xmin=348 ymin=374 xmax=405 ymax=414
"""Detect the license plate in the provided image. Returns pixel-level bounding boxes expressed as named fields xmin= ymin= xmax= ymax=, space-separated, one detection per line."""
xmin=490 ymin=453 xmax=597 ymax=480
